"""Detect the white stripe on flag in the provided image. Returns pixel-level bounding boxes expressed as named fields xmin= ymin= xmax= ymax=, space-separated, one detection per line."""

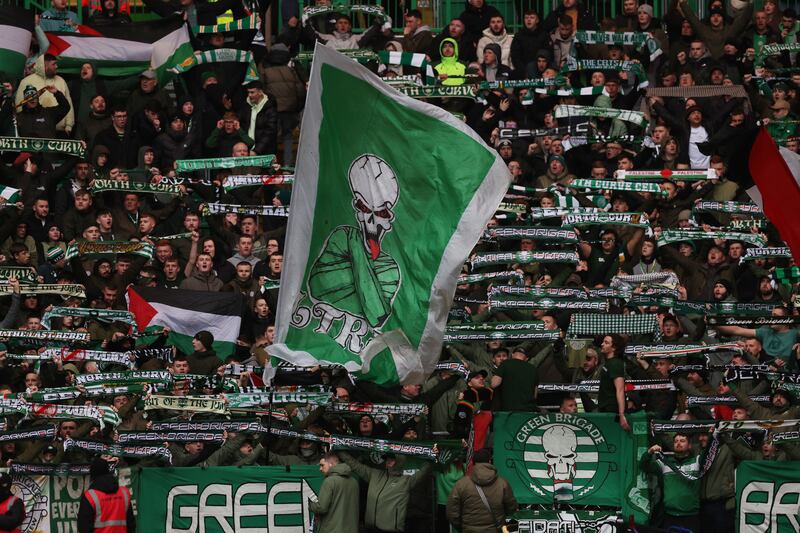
xmin=149 ymin=302 xmax=240 ymax=343
xmin=409 ymin=53 xmax=425 ymax=68
xmin=0 ymin=186 xmax=19 ymax=202
xmin=55 ymin=35 xmax=153 ymax=62
xmin=0 ymin=25 xmax=31 ymax=55
xmin=151 ymin=25 xmax=191 ymax=70
xmin=388 ymin=51 xmax=402 ymax=65
xmin=748 ymin=146 xmax=800 ymax=211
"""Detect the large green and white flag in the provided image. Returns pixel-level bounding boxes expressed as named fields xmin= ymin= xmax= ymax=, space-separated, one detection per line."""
xmin=271 ymin=44 xmax=510 ymax=385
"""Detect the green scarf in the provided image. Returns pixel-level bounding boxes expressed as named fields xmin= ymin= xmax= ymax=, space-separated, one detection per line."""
xmin=0 ymin=136 xmax=86 ymax=158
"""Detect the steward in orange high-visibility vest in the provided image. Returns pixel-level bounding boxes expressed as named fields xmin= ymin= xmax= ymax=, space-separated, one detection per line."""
xmin=77 ymin=458 xmax=135 ymax=533
xmin=0 ymin=473 xmax=24 ymax=533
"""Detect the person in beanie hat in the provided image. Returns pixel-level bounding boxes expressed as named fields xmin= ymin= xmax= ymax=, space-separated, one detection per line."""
xmin=78 ymin=457 xmax=135 ymax=532
xmin=447 ymin=447 xmax=517 ymax=533
xmin=187 ymin=331 xmax=220 ymax=375
xmin=0 ymin=472 xmax=24 ymax=532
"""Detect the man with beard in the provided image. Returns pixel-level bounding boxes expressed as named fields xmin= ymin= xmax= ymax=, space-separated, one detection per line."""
xmin=153 ymin=114 xmax=199 ymax=170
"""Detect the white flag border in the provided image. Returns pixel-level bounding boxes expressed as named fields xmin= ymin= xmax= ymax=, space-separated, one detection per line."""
xmin=270 ymin=43 xmax=510 ymax=383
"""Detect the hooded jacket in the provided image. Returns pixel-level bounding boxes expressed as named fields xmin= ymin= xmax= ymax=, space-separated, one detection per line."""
xmin=480 ymin=43 xmax=512 ymax=82
xmin=458 ymin=1 xmax=502 ymax=42
xmin=186 ymin=349 xmax=221 ymax=376
xmin=16 ymin=90 xmax=71 ymax=139
xmin=16 ymin=55 xmax=74 ymax=134
xmin=180 ymin=269 xmax=224 ymax=292
xmin=403 ymin=24 xmax=434 ymax=54
xmin=446 ymin=463 xmax=518 ymax=533
xmin=510 ymin=25 xmax=547 ymax=77
xmin=308 ymin=463 xmax=360 ymax=533
xmin=435 ymin=38 xmax=467 ymax=86
xmin=477 ymin=26 xmax=514 ymax=69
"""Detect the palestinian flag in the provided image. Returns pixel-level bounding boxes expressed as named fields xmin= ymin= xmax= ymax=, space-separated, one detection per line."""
xmin=0 ymin=7 xmax=34 ymax=80
xmin=127 ymin=287 xmax=241 ymax=357
xmin=45 ymin=15 xmax=192 ymax=80
xmin=0 ymin=185 xmax=20 ymax=204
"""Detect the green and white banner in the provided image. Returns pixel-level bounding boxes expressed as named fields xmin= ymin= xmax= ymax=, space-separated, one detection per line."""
xmin=271 ymin=45 xmax=509 ymax=385
xmin=0 ymin=136 xmax=85 ymax=158
xmin=736 ymin=461 xmax=800 ymax=532
xmin=134 ymin=465 xmax=321 ymax=532
xmin=494 ymin=412 xmax=649 ymax=522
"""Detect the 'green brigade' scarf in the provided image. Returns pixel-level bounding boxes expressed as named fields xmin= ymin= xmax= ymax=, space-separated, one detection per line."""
xmin=144 ymin=394 xmax=230 ymax=414
xmin=562 ymin=211 xmax=650 ymax=228
xmin=295 ymin=49 xmax=379 ymax=67
xmin=11 ymin=463 xmax=92 ymax=476
xmin=484 ymin=227 xmax=578 ymax=242
xmin=560 ymin=59 xmax=649 ymax=89
xmin=554 ymin=104 xmax=648 ymax=128
xmin=471 ymin=250 xmax=579 ymax=268
xmin=223 ymin=174 xmax=295 ymax=191
xmin=657 ymin=229 xmax=767 ymax=248
xmin=172 ymin=49 xmax=258 ymax=83
xmin=0 ymin=283 xmax=86 ymax=298
xmin=616 ymin=169 xmax=717 ymax=181
xmin=90 ymin=179 xmax=184 ymax=196
xmin=490 ymin=295 xmax=609 ymax=311
xmin=64 ymin=437 xmax=172 ymax=462
xmin=443 ymin=330 xmax=561 ymax=341
xmin=716 ymin=419 xmax=800 ymax=433
xmin=651 ymin=420 xmax=717 ymax=434
xmin=638 ymin=343 xmax=741 ymax=359
xmin=0 ymin=266 xmax=37 ymax=283
xmin=118 ymin=430 xmax=226 ymax=443
xmin=203 ymin=203 xmax=289 ymax=217
xmin=456 ymin=270 xmax=524 ymax=285
xmin=569 ymin=313 xmax=658 ymax=337
xmin=741 ymin=247 xmax=793 ymax=262
xmin=377 ymin=51 xmax=436 ymax=85
xmin=152 ymin=232 xmax=193 ymax=241
xmin=42 ymin=307 xmax=137 ymax=331
xmin=75 ymin=371 xmax=173 ymax=387
xmin=330 ymin=435 xmax=438 ymax=462
xmin=65 ymin=240 xmax=153 ymax=260
xmin=150 ymin=420 xmax=263 ymax=433
xmin=530 ymin=207 xmax=599 ymax=219
xmin=653 ymin=447 xmax=715 ymax=483
xmin=195 ymin=13 xmax=257 ymax=33
xmin=0 ymin=329 xmax=90 ymax=343
xmin=176 ymin=154 xmax=274 ymax=172
xmin=0 ymin=136 xmax=86 ymax=158
xmin=326 ymin=402 xmax=426 ymax=416
xmin=491 ymin=285 xmax=626 ymax=299
xmin=0 ymin=425 xmax=57 ymax=442
xmin=396 ymin=85 xmax=477 ymax=99
xmin=774 ymin=267 xmax=800 ymax=284
xmin=692 ymin=201 xmax=763 ymax=216
xmin=572 ymin=31 xmax=663 ymax=61
xmin=567 ymin=178 xmax=667 ymax=196
xmin=687 ymin=395 xmax=770 ymax=406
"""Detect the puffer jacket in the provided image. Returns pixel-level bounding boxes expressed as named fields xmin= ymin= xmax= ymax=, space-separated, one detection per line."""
xmin=262 ymin=45 xmax=306 ymax=113
xmin=434 ymin=38 xmax=466 ymax=86
xmin=15 ymin=54 xmax=74 ymax=133
xmin=446 ymin=463 xmax=518 ymax=533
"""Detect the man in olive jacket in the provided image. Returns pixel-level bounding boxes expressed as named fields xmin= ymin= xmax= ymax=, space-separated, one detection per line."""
xmin=309 ymin=453 xmax=359 ymax=533
xmin=446 ymin=448 xmax=518 ymax=533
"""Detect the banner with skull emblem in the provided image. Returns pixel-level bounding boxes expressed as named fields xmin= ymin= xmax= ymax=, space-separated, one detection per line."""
xmin=494 ymin=411 xmax=650 ymax=523
xmin=271 ymin=44 xmax=510 ymax=385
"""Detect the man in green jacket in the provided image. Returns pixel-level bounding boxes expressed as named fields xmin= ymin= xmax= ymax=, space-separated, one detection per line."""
xmin=641 ymin=433 xmax=701 ymax=531
xmin=340 ymin=450 xmax=434 ymax=532
xmin=309 ymin=452 xmax=359 ymax=533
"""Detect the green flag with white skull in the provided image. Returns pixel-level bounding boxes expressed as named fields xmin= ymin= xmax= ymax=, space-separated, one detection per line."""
xmin=270 ymin=44 xmax=510 ymax=385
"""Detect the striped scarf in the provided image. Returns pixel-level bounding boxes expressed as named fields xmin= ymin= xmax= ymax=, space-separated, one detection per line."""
xmin=567 ymin=178 xmax=666 ymax=196
xmin=572 ymin=31 xmax=663 ymax=61
xmin=457 ymin=271 xmax=524 ymax=285
xmin=377 ymin=51 xmax=436 ymax=84
xmin=561 ymin=58 xmax=649 ymax=88
xmin=223 ymin=174 xmax=294 ymax=191
xmin=554 ymin=105 xmax=648 ymax=128
xmin=657 ymin=229 xmax=767 ymax=248
xmin=471 ymin=251 xmax=579 ymax=268
xmin=65 ymin=240 xmax=153 ymax=260
xmin=562 ymin=211 xmax=650 ymax=228
xmin=175 ymin=154 xmax=274 ymax=172
xmin=195 ymin=13 xmax=257 ymax=34
xmin=616 ymin=169 xmax=717 ymax=181
xmin=64 ymin=437 xmax=172 ymax=462
xmin=741 ymin=247 xmax=793 ymax=262
xmin=172 ymin=49 xmax=259 ymax=83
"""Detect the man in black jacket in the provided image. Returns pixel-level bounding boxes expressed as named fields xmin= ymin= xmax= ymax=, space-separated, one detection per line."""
xmin=16 ymin=85 xmax=70 ymax=139
xmin=240 ymin=81 xmax=278 ymax=157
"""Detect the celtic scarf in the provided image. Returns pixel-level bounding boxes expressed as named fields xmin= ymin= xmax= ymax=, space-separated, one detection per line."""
xmin=224 ymin=391 xmax=332 ymax=409
xmin=717 ymin=419 xmax=800 ymax=433
xmin=471 ymin=251 xmax=579 ymax=268
xmin=443 ymin=329 xmax=561 ymax=341
xmin=326 ymin=402 xmax=425 ymax=416
xmin=203 ymin=203 xmax=289 ymax=217
xmin=117 ymin=430 xmax=225 ymax=443
xmin=741 ymin=247 xmax=793 ymax=262
xmin=616 ymin=169 xmax=717 ymax=181
xmin=569 ymin=313 xmax=657 ymax=336
xmin=774 ymin=267 xmax=800 ymax=284
xmin=171 ymin=49 xmax=258 ymax=83
xmin=0 ymin=329 xmax=89 ymax=343
xmin=651 ymin=420 xmax=717 ymax=434
xmin=567 ymin=178 xmax=666 ymax=196
xmin=11 ymin=384 xmax=149 ymax=401
xmin=377 ymin=51 xmax=436 ymax=85
xmin=42 ymin=307 xmax=137 ymax=331
xmin=11 ymin=463 xmax=92 ymax=476
xmin=221 ymin=363 xmax=264 ymax=377
xmin=0 ymin=424 xmax=57 ymax=442
xmin=491 ymin=285 xmax=626 ymax=299
xmin=64 ymin=437 xmax=172 ymax=462
xmin=152 ymin=232 xmax=194 ymax=241
xmin=560 ymin=58 xmax=649 ymax=89
xmin=530 ymin=207 xmax=599 ymax=219
xmin=484 ymin=227 xmax=578 ymax=242
xmin=0 ymin=136 xmax=85 ymax=158
xmin=75 ymin=371 xmax=172 ymax=386
xmin=195 ymin=13 xmax=257 ymax=33
xmin=90 ymin=179 xmax=184 ymax=196
xmin=175 ymin=155 xmax=274 ymax=172
xmin=692 ymin=201 xmax=763 ymax=216
xmin=395 ymin=86 xmax=479 ymax=99
xmin=457 ymin=270 xmax=524 ymax=285
xmin=498 ymin=125 xmax=576 ymax=140
xmin=26 ymin=403 xmax=121 ymax=428
xmin=330 ymin=435 xmax=438 ymax=461
xmin=728 ymin=219 xmax=767 ymax=231
xmin=562 ymin=212 xmax=650 ymax=228
xmin=772 ymin=431 xmax=800 ymax=444
xmin=572 ymin=31 xmax=663 ymax=61
xmin=0 ymin=266 xmax=36 ymax=283
xmin=150 ymin=420 xmax=263 ymax=432
xmin=480 ymin=77 xmax=567 ymax=90
xmin=653 ymin=443 xmax=717 ymax=482
xmin=626 ymin=343 xmax=704 ymax=354
xmin=539 ymin=379 xmax=675 ymax=392
xmin=554 ymin=105 xmax=648 ymax=128
xmin=528 ymin=86 xmax=606 ymax=98
xmin=0 ymin=283 xmax=86 ymax=298
xmin=611 ymin=272 xmax=680 ymax=290
xmin=687 ymin=395 xmax=771 ymax=406
xmin=40 ymin=348 xmax=135 ymax=367
xmin=65 ymin=240 xmax=153 ymax=260
xmin=223 ymin=174 xmax=295 ymax=191
xmin=489 ymin=296 xmax=609 ymax=311
xmin=708 ymin=316 xmax=800 ymax=326
xmin=301 ymin=4 xmax=390 ymax=25
xmin=294 ymin=48 xmax=379 ymax=66
xmin=144 ymin=394 xmax=229 ymax=414
xmin=638 ymin=343 xmax=741 ymax=359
